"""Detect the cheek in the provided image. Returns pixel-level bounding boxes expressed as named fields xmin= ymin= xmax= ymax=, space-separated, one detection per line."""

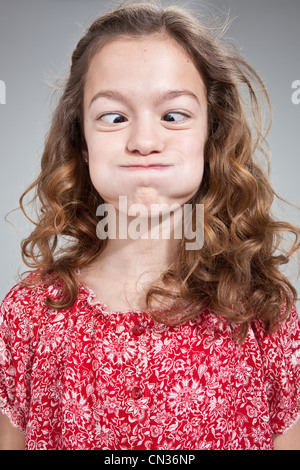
xmin=182 ymin=136 xmax=205 ymax=194
xmin=86 ymin=137 xmax=105 ymax=162
xmin=85 ymin=140 xmax=107 ymax=187
xmin=86 ymin=138 xmax=123 ymax=202
xmin=176 ymin=127 xmax=205 ymax=152
xmin=180 ymin=134 xmax=205 ymax=172
xmin=86 ymin=133 xmax=123 ymax=166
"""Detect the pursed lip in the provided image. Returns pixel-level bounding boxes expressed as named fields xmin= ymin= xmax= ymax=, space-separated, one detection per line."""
xmin=119 ymin=164 xmax=173 ymax=169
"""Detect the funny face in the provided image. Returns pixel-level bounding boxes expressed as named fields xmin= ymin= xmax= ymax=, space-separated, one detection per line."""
xmin=83 ymin=34 xmax=208 ymax=214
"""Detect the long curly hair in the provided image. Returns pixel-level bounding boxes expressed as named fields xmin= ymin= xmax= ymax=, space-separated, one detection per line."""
xmin=19 ymin=1 xmax=300 ymax=341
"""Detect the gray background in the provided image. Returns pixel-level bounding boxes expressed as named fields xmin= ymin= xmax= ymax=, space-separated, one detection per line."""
xmin=0 ymin=0 xmax=299 ymax=305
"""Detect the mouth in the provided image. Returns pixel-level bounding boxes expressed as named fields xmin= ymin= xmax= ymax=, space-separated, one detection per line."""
xmin=120 ymin=164 xmax=173 ymax=170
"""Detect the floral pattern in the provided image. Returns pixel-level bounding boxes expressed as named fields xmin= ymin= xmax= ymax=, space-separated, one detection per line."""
xmin=0 ymin=275 xmax=299 ymax=450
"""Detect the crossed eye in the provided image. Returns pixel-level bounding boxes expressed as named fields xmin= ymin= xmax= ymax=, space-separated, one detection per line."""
xmin=100 ymin=113 xmax=127 ymax=124
xmin=99 ymin=111 xmax=190 ymax=124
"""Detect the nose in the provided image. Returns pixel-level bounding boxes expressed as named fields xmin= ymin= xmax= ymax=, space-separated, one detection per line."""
xmin=126 ymin=117 xmax=165 ymax=156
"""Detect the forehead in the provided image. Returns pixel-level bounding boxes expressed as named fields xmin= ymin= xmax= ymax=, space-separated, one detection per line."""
xmin=84 ymin=35 xmax=207 ymax=104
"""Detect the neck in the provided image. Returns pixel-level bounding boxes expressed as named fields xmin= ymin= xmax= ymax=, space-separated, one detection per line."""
xmin=100 ymin=236 xmax=179 ymax=278
xmin=96 ymin=204 xmax=183 ymax=277
xmin=79 ymin=208 xmax=183 ymax=311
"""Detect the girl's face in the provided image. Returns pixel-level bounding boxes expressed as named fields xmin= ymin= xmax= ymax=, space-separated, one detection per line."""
xmin=83 ymin=35 xmax=207 ymax=213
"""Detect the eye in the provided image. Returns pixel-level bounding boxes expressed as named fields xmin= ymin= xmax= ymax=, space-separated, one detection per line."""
xmin=162 ymin=111 xmax=190 ymax=123
xmin=98 ymin=113 xmax=127 ymax=124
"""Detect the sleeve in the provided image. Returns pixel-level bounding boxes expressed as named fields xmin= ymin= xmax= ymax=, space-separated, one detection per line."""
xmin=253 ymin=304 xmax=300 ymax=435
xmin=0 ymin=283 xmax=39 ymax=433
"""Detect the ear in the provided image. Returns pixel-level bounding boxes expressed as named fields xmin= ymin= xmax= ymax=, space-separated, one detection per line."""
xmin=82 ymin=149 xmax=89 ymax=164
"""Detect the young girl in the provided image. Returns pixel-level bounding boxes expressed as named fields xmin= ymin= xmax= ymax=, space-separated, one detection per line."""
xmin=0 ymin=2 xmax=299 ymax=450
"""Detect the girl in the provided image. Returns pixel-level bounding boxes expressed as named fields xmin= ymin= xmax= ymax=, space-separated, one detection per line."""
xmin=0 ymin=2 xmax=299 ymax=450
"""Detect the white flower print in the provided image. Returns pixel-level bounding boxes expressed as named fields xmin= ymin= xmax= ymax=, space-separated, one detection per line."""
xmin=102 ymin=332 xmax=136 ymax=365
xmin=234 ymin=361 xmax=253 ymax=386
xmin=94 ymin=423 xmax=117 ymax=448
xmin=0 ymin=338 xmax=6 ymax=366
xmin=208 ymin=395 xmax=228 ymax=417
xmin=63 ymin=389 xmax=91 ymax=425
xmin=125 ymin=397 xmax=149 ymax=420
xmin=168 ymin=378 xmax=205 ymax=414
xmin=39 ymin=323 xmax=64 ymax=353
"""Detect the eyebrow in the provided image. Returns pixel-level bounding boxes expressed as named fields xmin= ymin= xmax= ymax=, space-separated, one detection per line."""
xmin=88 ymin=89 xmax=201 ymax=108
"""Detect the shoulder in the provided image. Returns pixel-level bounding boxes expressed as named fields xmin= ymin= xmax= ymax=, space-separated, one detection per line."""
xmin=250 ymin=303 xmax=300 ymax=435
xmin=250 ymin=303 xmax=300 ymax=375
xmin=0 ymin=273 xmax=66 ymax=339
xmin=0 ymin=273 xmax=66 ymax=433
xmin=2 ymin=272 xmax=65 ymax=305
xmin=252 ymin=303 xmax=300 ymax=352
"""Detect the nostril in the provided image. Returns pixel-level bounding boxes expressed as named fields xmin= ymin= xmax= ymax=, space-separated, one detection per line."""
xmin=126 ymin=125 xmax=165 ymax=156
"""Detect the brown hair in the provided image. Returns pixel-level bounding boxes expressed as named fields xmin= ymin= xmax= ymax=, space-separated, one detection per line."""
xmin=19 ymin=1 xmax=299 ymax=341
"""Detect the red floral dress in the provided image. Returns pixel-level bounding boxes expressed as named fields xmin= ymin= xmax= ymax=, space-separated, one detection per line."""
xmin=0 ymin=275 xmax=299 ymax=450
